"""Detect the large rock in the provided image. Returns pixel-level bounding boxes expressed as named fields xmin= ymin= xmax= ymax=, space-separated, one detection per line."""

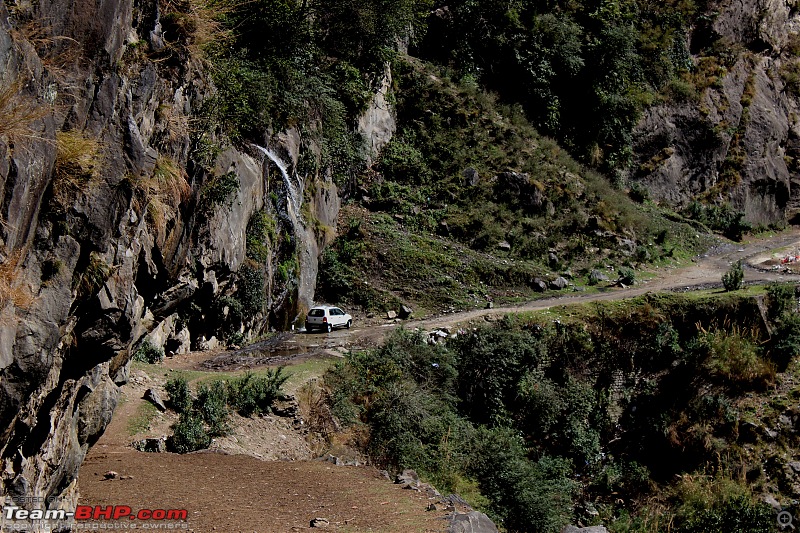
xmin=449 ymin=511 xmax=500 ymax=533
xmin=629 ymin=0 xmax=800 ymax=224
xmin=494 ymin=172 xmax=545 ymax=213
xmin=143 ymin=388 xmax=166 ymax=412
xmin=589 ymin=270 xmax=609 ymax=284
xmin=463 ymin=167 xmax=480 ymax=187
xmin=531 ymin=278 xmax=548 ymax=292
xmin=358 ymin=63 xmax=396 ymax=165
xmin=0 ymin=0 xmax=343 ymax=521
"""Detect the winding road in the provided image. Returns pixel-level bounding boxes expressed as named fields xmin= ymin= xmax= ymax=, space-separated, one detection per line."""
xmin=193 ymin=228 xmax=800 ymax=371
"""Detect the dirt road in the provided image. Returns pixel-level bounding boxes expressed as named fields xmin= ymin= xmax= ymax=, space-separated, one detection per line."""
xmin=201 ymin=228 xmax=800 ymax=366
xmin=77 ymin=229 xmax=800 ymax=532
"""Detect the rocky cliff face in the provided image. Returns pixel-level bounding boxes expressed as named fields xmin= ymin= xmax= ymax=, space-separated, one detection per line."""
xmin=0 ymin=0 xmax=349 ymax=527
xmin=629 ymin=0 xmax=800 ymax=224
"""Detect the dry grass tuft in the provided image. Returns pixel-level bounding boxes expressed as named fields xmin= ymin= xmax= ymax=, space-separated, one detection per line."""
xmin=131 ymin=156 xmax=191 ymax=240
xmin=0 ymin=79 xmax=50 ymax=140
xmin=0 ymin=251 xmax=34 ymax=309
xmin=52 ymin=130 xmax=103 ymax=204
xmin=161 ymin=0 xmax=233 ymax=62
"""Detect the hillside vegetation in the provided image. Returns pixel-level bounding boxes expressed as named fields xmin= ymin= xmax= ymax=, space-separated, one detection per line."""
xmin=317 ymin=58 xmax=706 ymax=312
xmin=325 ymin=285 xmax=800 ymax=532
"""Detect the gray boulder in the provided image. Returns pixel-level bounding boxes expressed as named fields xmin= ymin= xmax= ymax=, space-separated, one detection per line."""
xmin=143 ymin=389 xmax=166 ymax=412
xmin=550 ymin=276 xmax=569 ymax=290
xmin=463 ymin=167 xmax=480 ymax=187
xmin=449 ymin=511 xmax=500 ymax=533
xmin=589 ymin=270 xmax=609 ymax=285
xmin=395 ymin=469 xmax=420 ymax=485
xmin=531 ymin=278 xmax=548 ymax=292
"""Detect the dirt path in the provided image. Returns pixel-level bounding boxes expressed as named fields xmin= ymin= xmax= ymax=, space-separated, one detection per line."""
xmin=220 ymin=228 xmax=800 ymax=360
xmin=78 ymin=229 xmax=800 ymax=532
xmin=79 ymin=376 xmax=453 ymax=532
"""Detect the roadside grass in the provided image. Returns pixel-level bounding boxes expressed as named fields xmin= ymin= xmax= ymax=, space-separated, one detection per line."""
xmin=133 ymin=356 xmax=337 ymax=394
xmin=510 ymin=285 xmax=773 ymax=327
xmin=127 ymin=400 xmax=159 ymax=436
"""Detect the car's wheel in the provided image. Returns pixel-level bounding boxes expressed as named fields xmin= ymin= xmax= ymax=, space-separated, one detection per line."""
xmin=305 ymin=322 xmax=312 ymax=332
xmin=326 ymin=323 xmax=332 ymax=333
xmin=346 ymin=320 xmax=352 ymax=329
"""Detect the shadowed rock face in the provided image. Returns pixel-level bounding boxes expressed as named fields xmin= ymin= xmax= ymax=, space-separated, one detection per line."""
xmin=629 ymin=0 xmax=800 ymax=224
xmin=0 ymin=0 xmax=341 ymax=527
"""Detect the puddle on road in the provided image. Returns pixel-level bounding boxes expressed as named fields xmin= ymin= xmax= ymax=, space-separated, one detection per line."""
xmin=199 ymin=331 xmax=350 ymax=371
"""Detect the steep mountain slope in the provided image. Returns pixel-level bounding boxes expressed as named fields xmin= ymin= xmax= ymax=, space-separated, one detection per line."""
xmin=0 ymin=0 xmax=799 ymax=529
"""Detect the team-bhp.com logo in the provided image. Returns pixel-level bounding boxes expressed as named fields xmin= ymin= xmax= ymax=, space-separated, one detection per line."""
xmin=5 ymin=506 xmax=188 ymax=521
xmin=3 ymin=505 xmax=189 ymax=530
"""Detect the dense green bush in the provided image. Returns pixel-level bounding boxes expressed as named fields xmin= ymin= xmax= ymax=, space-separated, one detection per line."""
xmin=700 ymin=328 xmax=773 ymax=385
xmin=228 ymin=368 xmax=290 ymax=416
xmin=618 ymin=266 xmax=636 ymax=286
xmin=237 ymin=260 xmax=266 ymax=315
xmin=415 ymin=0 xmax=704 ymax=171
xmin=771 ymin=312 xmax=800 ymax=369
xmin=685 ymin=202 xmax=751 ymax=241
xmin=199 ymin=171 xmax=240 ymax=212
xmin=467 ymin=426 xmax=576 ymax=533
xmin=168 ymin=412 xmax=211 ymax=453
xmin=326 ymin=293 xmax=782 ymax=529
xmin=165 ymin=377 xmax=193 ymax=413
xmin=675 ymin=494 xmax=774 ymax=533
xmin=133 ymin=340 xmax=165 ymax=364
xmin=195 ymin=380 xmax=230 ymax=437
xmin=766 ymin=283 xmax=796 ymax=319
xmin=246 ymin=210 xmax=276 ymax=263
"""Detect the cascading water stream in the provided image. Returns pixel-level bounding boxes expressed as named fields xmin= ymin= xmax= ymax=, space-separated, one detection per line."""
xmin=250 ymin=142 xmax=319 ymax=323
xmin=252 ymin=144 xmax=303 ymax=220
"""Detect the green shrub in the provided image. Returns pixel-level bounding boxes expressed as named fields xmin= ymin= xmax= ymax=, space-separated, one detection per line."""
xmin=215 ymin=295 xmax=244 ymax=340
xmin=618 ymin=266 xmax=636 ymax=286
xmin=228 ymin=368 xmax=290 ymax=416
xmin=771 ymin=312 xmax=800 ymax=369
xmin=237 ymin=260 xmax=265 ymax=315
xmin=133 ymin=340 xmax=165 ymax=364
xmin=467 ymin=426 xmax=576 ymax=533
xmin=168 ymin=412 xmax=211 ymax=453
xmin=199 ymin=171 xmax=240 ymax=212
xmin=701 ymin=328 xmax=772 ymax=385
xmin=676 ymin=496 xmax=773 ymax=533
xmin=766 ymin=282 xmax=796 ymax=320
xmin=246 ymin=210 xmax=276 ymax=263
xmin=722 ymin=260 xmax=743 ymax=291
xmin=195 ymin=381 xmax=230 ymax=437
xmin=165 ymin=377 xmax=192 ymax=413
xmin=628 ymin=182 xmax=650 ymax=203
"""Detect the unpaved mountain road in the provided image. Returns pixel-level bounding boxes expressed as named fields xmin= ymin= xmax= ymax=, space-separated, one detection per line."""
xmin=199 ymin=228 xmax=800 ymax=367
xmin=77 ymin=230 xmax=800 ymax=533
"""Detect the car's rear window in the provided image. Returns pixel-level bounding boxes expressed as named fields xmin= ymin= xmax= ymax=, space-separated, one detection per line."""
xmin=308 ymin=309 xmax=325 ymax=317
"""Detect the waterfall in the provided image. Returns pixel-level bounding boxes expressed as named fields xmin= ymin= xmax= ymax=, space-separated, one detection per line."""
xmin=251 ymin=142 xmax=320 ymax=325
xmin=252 ymin=144 xmax=303 ymax=219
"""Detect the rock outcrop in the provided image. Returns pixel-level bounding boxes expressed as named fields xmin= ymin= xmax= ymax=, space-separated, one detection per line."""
xmin=0 ymin=0 xmax=349 ymax=528
xmin=629 ymin=0 xmax=800 ymax=224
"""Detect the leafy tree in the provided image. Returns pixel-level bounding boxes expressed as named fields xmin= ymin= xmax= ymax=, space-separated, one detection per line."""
xmin=722 ymin=260 xmax=743 ymax=291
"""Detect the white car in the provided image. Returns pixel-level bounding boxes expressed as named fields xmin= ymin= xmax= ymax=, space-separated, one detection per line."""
xmin=305 ymin=306 xmax=352 ymax=333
